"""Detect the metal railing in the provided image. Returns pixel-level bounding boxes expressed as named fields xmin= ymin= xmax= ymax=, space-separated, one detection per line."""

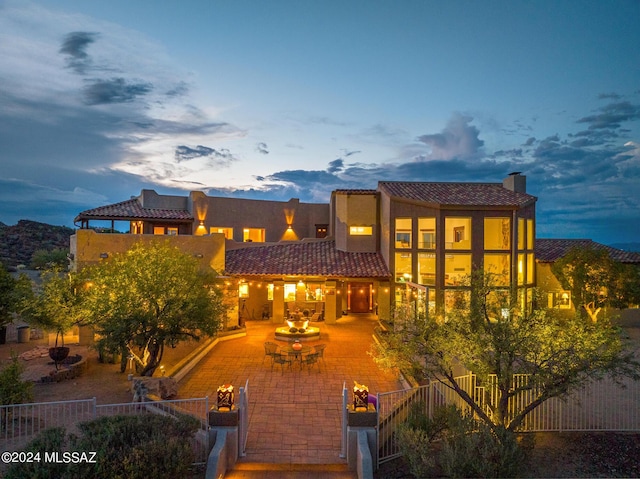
xmin=238 ymin=379 xmax=249 ymax=457
xmin=1 ymin=396 xmax=210 ymax=465
xmin=377 ymin=374 xmax=640 ymax=464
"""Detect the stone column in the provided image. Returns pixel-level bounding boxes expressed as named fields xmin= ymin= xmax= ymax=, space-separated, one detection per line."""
xmin=325 ymin=280 xmax=337 ymax=324
xmin=272 ymin=280 xmax=285 ymax=324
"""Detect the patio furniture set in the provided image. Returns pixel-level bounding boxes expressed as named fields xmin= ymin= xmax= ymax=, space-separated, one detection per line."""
xmin=263 ymin=341 xmax=326 ymax=372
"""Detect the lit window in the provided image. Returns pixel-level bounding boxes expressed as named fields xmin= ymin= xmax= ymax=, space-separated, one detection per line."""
xmin=211 ymin=227 xmax=233 ymax=240
xmin=548 ymin=291 xmax=571 ymax=309
xmin=394 ymin=252 xmax=412 ymax=282
xmin=238 ymin=283 xmax=249 ymax=298
xmin=517 ymin=218 xmax=525 ymax=250
xmin=445 ymin=217 xmax=471 ymax=249
xmin=527 ymin=219 xmax=534 ymax=249
xmin=243 ymin=228 xmax=265 ymax=242
xmin=418 ymin=252 xmax=436 ymax=286
xmin=418 ymin=217 xmax=436 ymax=249
xmin=349 ymin=226 xmax=372 ymax=235
xmin=284 ymin=283 xmax=296 ymax=302
xmin=395 ymin=218 xmax=412 ymax=248
xmin=444 ymin=254 xmax=471 ymax=285
xmin=484 ymin=218 xmax=510 ymax=250
xmin=167 ymin=227 xmax=178 ymax=236
xmin=483 ymin=254 xmax=511 ymax=286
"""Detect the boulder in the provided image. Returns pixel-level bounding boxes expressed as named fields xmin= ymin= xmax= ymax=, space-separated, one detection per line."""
xmin=131 ymin=376 xmax=178 ymax=400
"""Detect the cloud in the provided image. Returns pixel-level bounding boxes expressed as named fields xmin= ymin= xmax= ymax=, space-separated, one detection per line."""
xmin=83 ymin=77 xmax=153 ymax=105
xmin=577 ymin=101 xmax=640 ymax=130
xmin=327 ymin=159 xmax=344 ymax=173
xmin=256 ymin=142 xmax=269 ymax=154
xmin=174 ymin=145 xmax=239 ymax=166
xmin=416 ymin=113 xmax=484 ymax=160
xmin=59 ymin=31 xmax=98 ymax=74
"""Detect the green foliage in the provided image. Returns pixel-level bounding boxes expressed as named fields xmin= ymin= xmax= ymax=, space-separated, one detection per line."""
xmin=4 ymin=427 xmax=68 ymax=479
xmin=551 ymin=244 xmax=639 ymax=320
xmin=19 ymin=267 xmax=86 ymax=346
xmin=83 ymin=241 xmax=226 ymax=375
xmin=397 ymin=405 xmax=527 ymax=478
xmin=30 ymin=248 xmax=69 ymax=269
xmin=0 ymin=353 xmax=33 ymax=405
xmin=372 ymin=271 xmax=640 ymax=432
xmin=0 ymin=266 xmax=30 ymax=328
xmin=4 ymin=414 xmax=200 ymax=479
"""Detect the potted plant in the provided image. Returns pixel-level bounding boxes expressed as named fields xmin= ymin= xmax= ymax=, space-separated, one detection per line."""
xmin=20 ymin=268 xmax=85 ymax=369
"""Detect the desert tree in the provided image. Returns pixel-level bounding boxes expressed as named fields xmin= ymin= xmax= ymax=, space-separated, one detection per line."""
xmin=82 ymin=242 xmax=226 ymax=376
xmin=372 ymin=271 xmax=640 ymax=432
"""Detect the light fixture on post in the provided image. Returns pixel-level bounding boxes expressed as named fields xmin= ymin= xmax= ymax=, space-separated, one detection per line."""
xmin=217 ymin=384 xmax=234 ymax=411
xmin=353 ymin=381 xmax=369 ymax=411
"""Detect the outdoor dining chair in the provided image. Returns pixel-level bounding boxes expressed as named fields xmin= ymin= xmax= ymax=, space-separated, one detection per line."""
xmin=301 ymin=352 xmax=320 ymax=373
xmin=313 ymin=344 xmax=326 ymax=363
xmin=263 ymin=341 xmax=279 ymax=365
xmin=271 ymin=352 xmax=292 ymax=372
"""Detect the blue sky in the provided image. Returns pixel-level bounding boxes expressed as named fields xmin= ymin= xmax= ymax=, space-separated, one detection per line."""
xmin=1 ymin=0 xmax=639 ymax=245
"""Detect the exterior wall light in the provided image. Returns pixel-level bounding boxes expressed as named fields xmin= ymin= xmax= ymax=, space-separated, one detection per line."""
xmin=217 ymin=384 xmax=234 ymax=411
xmin=99 ymin=252 xmax=109 ymax=259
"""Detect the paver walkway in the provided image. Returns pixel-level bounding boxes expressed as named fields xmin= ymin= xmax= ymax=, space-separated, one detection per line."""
xmin=178 ymin=314 xmax=403 ymax=466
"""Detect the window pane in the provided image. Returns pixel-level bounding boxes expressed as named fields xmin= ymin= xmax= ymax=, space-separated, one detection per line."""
xmin=418 ymin=217 xmax=436 ymax=249
xmin=484 ymin=217 xmax=510 ymax=250
xmin=444 ymin=254 xmax=471 ymax=285
xmin=394 ymin=252 xmax=413 ymax=282
xmin=518 ymin=218 xmax=525 ymax=250
xmin=527 ymin=219 xmax=534 ymax=249
xmin=349 ymin=226 xmax=372 ymax=235
xmin=517 ymin=253 xmax=525 ymax=285
xmin=484 ymin=254 xmax=510 ymax=286
xmin=284 ymin=283 xmax=296 ymax=302
xmin=527 ymin=253 xmax=535 ymax=284
xmin=153 ymin=226 xmax=165 ymax=235
xmin=445 ymin=217 xmax=471 ymax=250
xmin=243 ymin=228 xmax=265 ymax=242
xmin=445 ymin=290 xmax=470 ymax=314
xmin=418 ymin=252 xmax=436 ymax=286
xmin=211 ymin=227 xmax=233 ymax=239
xmin=395 ymin=218 xmax=412 ymax=248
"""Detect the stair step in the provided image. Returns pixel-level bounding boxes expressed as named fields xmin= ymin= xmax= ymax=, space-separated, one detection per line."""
xmin=233 ymin=463 xmax=350 ymax=472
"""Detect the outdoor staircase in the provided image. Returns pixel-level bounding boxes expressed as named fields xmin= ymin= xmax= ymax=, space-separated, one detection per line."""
xmin=223 ymin=462 xmax=356 ymax=478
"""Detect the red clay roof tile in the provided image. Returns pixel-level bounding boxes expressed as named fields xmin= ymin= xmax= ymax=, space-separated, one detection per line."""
xmin=535 ymin=238 xmax=640 ymax=263
xmin=75 ymin=198 xmax=193 ymax=222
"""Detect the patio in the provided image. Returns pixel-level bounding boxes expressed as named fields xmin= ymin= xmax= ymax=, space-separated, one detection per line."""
xmin=178 ymin=314 xmax=403 ymax=464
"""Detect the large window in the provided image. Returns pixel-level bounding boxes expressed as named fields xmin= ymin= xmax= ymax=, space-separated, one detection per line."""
xmin=418 ymin=252 xmax=436 ymax=286
xmin=418 ymin=217 xmax=436 ymax=249
xmin=484 ymin=217 xmax=510 ymax=250
xmin=517 ymin=253 xmax=525 ymax=285
xmin=445 ymin=290 xmax=470 ymax=314
xmin=395 ymin=218 xmax=412 ymax=248
xmin=527 ymin=219 xmax=534 ymax=249
xmin=211 ymin=227 xmax=233 ymax=240
xmin=518 ymin=218 xmax=525 ymax=250
xmin=484 ymin=254 xmax=510 ymax=286
xmin=445 ymin=254 xmax=471 ymax=285
xmin=395 ymin=252 xmax=413 ymax=282
xmin=153 ymin=226 xmax=178 ymax=235
xmin=243 ymin=228 xmax=265 ymax=242
xmin=445 ymin=217 xmax=471 ymax=250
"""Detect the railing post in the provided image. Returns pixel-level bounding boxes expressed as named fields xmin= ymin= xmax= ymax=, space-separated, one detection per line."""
xmin=340 ymin=381 xmax=347 ymax=458
xmin=92 ymin=397 xmax=97 ymax=419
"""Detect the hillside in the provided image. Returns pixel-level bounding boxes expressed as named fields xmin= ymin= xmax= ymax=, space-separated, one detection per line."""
xmin=0 ymin=220 xmax=75 ymax=269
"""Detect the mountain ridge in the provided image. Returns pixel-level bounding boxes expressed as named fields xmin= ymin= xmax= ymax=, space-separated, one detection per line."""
xmin=0 ymin=220 xmax=75 ymax=269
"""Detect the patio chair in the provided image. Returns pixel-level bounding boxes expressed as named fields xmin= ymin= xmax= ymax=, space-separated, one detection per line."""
xmin=313 ymin=344 xmax=326 ymax=363
xmin=301 ymin=352 xmax=320 ymax=372
xmin=271 ymin=352 xmax=292 ymax=372
xmin=263 ymin=342 xmax=279 ymax=365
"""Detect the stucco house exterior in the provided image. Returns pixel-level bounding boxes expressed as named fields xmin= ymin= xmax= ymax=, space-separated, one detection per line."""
xmin=71 ymin=173 xmax=538 ymax=325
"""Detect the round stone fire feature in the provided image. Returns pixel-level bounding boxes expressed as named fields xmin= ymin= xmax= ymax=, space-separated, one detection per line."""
xmin=274 ymin=325 xmax=320 ymax=341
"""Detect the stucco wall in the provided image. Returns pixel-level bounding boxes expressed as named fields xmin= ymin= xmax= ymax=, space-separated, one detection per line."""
xmin=70 ymin=229 xmax=225 ymax=273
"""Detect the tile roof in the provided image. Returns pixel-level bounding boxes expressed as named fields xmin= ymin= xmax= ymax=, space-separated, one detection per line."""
xmin=225 ymin=240 xmax=391 ymax=278
xmin=378 ymin=181 xmax=536 ymax=207
xmin=535 ymin=238 xmax=640 ymax=264
xmin=74 ymin=198 xmax=193 ymax=222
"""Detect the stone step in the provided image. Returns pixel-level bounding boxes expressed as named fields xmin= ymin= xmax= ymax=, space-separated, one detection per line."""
xmin=224 ymin=462 xmax=356 ymax=478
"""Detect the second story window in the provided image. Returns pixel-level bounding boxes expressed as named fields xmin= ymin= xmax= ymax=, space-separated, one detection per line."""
xmin=484 ymin=217 xmax=510 ymax=250
xmin=395 ymin=218 xmax=412 ymax=248
xmin=243 ymin=228 xmax=265 ymax=242
xmin=349 ymin=226 xmax=372 ymax=235
xmin=445 ymin=217 xmax=471 ymax=250
xmin=418 ymin=217 xmax=436 ymax=249
xmin=211 ymin=227 xmax=233 ymax=240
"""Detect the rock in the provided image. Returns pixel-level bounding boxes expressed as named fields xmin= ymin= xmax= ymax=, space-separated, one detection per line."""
xmin=131 ymin=376 xmax=178 ymax=400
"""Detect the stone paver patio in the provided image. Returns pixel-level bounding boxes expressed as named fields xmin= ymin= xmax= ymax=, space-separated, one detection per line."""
xmin=178 ymin=314 xmax=403 ymax=465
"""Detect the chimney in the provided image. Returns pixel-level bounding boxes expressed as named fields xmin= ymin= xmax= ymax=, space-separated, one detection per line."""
xmin=503 ymin=172 xmax=526 ymax=193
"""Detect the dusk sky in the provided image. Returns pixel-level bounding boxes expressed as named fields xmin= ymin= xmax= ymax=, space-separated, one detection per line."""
xmin=1 ymin=0 xmax=639 ymax=245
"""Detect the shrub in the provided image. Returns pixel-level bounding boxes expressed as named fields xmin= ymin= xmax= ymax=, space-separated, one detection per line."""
xmin=4 ymin=413 xmax=200 ymax=479
xmin=0 ymin=353 xmax=33 ymax=405
xmin=396 ymin=404 xmax=528 ymax=478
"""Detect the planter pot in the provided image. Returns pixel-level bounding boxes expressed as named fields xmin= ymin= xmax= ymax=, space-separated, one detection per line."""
xmin=49 ymin=346 xmax=70 ymax=363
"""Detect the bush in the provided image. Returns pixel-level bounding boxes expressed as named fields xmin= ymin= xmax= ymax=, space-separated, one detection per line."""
xmin=0 ymin=354 xmax=33 ymax=405
xmin=4 ymin=413 xmax=200 ymax=479
xmin=396 ymin=404 xmax=528 ymax=478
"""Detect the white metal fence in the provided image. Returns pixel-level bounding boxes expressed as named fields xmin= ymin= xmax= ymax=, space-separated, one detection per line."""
xmin=238 ymin=379 xmax=249 ymax=457
xmin=0 ymin=396 xmax=210 ymax=465
xmin=377 ymin=374 xmax=640 ymax=464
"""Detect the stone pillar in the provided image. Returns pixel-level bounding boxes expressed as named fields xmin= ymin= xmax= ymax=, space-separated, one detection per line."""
xmin=377 ymin=281 xmax=391 ymax=322
xmin=346 ymin=404 xmax=378 ymax=476
xmin=325 ymin=280 xmax=337 ymax=324
xmin=272 ymin=280 xmax=285 ymax=324
xmin=207 ymin=409 xmax=239 ymax=478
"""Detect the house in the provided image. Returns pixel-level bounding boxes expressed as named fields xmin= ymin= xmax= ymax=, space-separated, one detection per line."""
xmin=71 ymin=173 xmax=538 ymax=325
xmin=535 ymin=238 xmax=640 ymax=312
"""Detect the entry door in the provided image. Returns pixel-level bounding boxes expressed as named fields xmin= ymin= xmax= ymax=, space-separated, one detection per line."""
xmin=350 ymin=283 xmax=371 ymax=313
